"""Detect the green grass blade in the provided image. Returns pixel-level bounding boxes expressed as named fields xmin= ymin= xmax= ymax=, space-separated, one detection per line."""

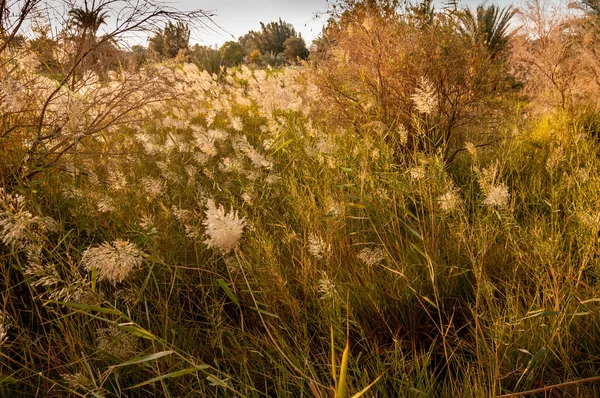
xmin=351 ymin=373 xmax=383 ymax=398
xmin=336 ymin=341 xmax=350 ymax=398
xmin=112 ymin=350 xmax=174 ymax=368
xmin=117 ymin=325 xmax=156 ymax=340
xmin=130 ymin=366 xmax=209 ymax=389
xmin=331 ymin=325 xmax=337 ymax=389
xmin=217 ymin=278 xmax=240 ymax=306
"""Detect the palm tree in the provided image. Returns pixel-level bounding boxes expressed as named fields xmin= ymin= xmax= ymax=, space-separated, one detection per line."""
xmin=67 ymin=6 xmax=109 ymax=39
xmin=66 ymin=6 xmax=110 ymax=81
xmin=458 ymin=4 xmax=516 ymax=57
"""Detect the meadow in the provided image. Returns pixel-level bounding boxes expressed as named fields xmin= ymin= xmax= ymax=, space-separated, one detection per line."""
xmin=2 ymin=0 xmax=600 ymax=396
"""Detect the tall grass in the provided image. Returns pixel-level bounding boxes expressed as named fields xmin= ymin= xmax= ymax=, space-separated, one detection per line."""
xmin=3 ymin=22 xmax=600 ymax=398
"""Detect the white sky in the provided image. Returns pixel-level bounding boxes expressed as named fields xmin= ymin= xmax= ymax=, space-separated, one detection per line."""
xmin=178 ymin=0 xmax=330 ymax=47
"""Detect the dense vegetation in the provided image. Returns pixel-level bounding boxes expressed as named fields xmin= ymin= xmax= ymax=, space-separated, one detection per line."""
xmin=3 ymin=0 xmax=600 ymax=396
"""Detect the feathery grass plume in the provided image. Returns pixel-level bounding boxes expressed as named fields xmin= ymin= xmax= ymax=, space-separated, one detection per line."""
xmin=577 ymin=167 xmax=590 ymax=183
xmin=113 ymin=287 xmax=140 ymax=306
xmin=203 ymin=199 xmax=246 ymax=253
xmin=171 ymin=206 xmax=193 ymax=223
xmin=477 ymin=162 xmax=509 ymax=207
xmin=107 ymin=169 xmax=127 ymax=191
xmin=409 ymin=166 xmax=426 ymax=181
xmin=96 ymin=196 xmax=115 ymax=213
xmin=0 ymin=311 xmax=8 ymax=346
xmin=233 ymin=135 xmax=273 ymax=170
xmin=241 ymin=191 xmax=255 ymax=205
xmin=482 ymin=184 xmax=509 ymax=207
xmin=185 ymin=223 xmax=203 ymax=239
xmin=192 ymin=127 xmax=229 ymax=157
xmin=437 ymin=187 xmax=462 ymax=212
xmin=230 ymin=116 xmax=244 ymax=132
xmin=411 ymin=77 xmax=437 ymax=115
xmin=577 ymin=210 xmax=600 ymax=232
xmin=546 ymin=146 xmax=565 ymax=173
xmin=219 ymin=156 xmax=245 ymax=173
xmin=325 ymin=200 xmax=344 ymax=217
xmin=0 ymin=202 xmax=34 ymax=246
xmin=185 ymin=164 xmax=198 ymax=180
xmin=265 ymin=173 xmax=282 ymax=185
xmin=141 ymin=176 xmax=164 ymax=200
xmin=357 ymin=247 xmax=385 ymax=267
xmin=81 ymin=240 xmax=144 ymax=285
xmin=97 ymin=326 xmax=137 ymax=360
xmin=61 ymin=372 xmax=94 ymax=391
xmin=317 ymin=272 xmax=339 ymax=301
xmin=465 ymin=142 xmax=478 ymax=158
xmin=308 ymin=233 xmax=331 ymax=259
xmin=397 ymin=124 xmax=409 ymax=146
xmin=139 ymin=214 xmax=158 ymax=235
xmin=0 ymin=188 xmax=50 ymax=247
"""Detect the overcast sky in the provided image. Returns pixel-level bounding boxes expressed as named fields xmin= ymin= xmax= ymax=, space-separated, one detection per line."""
xmin=177 ymin=0 xmax=517 ymax=48
xmin=179 ymin=0 xmax=329 ymax=47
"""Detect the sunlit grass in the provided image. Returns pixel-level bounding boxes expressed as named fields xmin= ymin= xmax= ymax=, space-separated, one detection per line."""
xmin=3 ymin=38 xmax=600 ymax=398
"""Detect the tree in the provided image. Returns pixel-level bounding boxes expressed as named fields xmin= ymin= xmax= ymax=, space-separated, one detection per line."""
xmin=458 ymin=4 xmax=516 ymax=58
xmin=67 ymin=6 xmax=109 ymax=38
xmin=257 ymin=19 xmax=297 ymax=54
xmin=239 ymin=18 xmax=302 ymax=62
xmin=219 ymin=40 xmax=242 ymax=67
xmin=149 ymin=21 xmax=190 ymax=59
xmin=283 ymin=36 xmax=309 ymax=62
xmin=0 ymin=0 xmax=215 ymax=183
xmin=248 ymin=49 xmax=262 ymax=65
xmin=65 ymin=6 xmax=112 ymax=80
xmin=309 ymin=0 xmax=515 ymax=160
xmin=190 ymin=44 xmax=222 ymax=74
xmin=261 ymin=50 xmax=285 ymax=67
xmin=0 ymin=0 xmax=41 ymax=54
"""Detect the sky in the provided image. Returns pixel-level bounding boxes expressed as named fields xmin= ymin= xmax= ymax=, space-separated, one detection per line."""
xmin=177 ymin=0 xmax=518 ymax=48
xmin=179 ymin=0 xmax=331 ymax=47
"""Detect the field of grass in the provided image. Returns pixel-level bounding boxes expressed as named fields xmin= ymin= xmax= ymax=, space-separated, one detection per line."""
xmin=4 ymin=2 xmax=600 ymax=397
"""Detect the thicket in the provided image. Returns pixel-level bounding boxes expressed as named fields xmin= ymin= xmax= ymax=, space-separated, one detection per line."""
xmin=3 ymin=0 xmax=600 ymax=396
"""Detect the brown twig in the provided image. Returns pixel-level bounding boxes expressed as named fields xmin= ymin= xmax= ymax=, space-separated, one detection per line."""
xmin=497 ymin=375 xmax=600 ymax=397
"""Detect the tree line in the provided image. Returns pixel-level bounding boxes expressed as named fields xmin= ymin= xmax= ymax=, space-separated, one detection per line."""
xmin=2 ymin=4 xmax=310 ymax=79
xmin=146 ymin=18 xmax=310 ymax=72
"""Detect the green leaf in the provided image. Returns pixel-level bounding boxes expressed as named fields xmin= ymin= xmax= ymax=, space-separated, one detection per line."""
xmin=251 ymin=307 xmax=279 ymax=318
xmin=0 ymin=375 xmax=16 ymax=384
xmin=331 ymin=325 xmax=337 ymax=389
xmin=117 ymin=325 xmax=156 ymax=340
xmin=351 ymin=373 xmax=383 ymax=398
xmin=270 ymin=139 xmax=293 ymax=155
xmin=336 ymin=342 xmax=350 ymax=398
xmin=207 ymin=375 xmax=229 ymax=387
xmin=421 ymin=296 xmax=438 ymax=309
xmin=405 ymin=225 xmax=423 ymax=241
xmin=130 ymin=366 xmax=209 ymax=389
xmin=525 ymin=347 xmax=546 ymax=371
xmin=112 ymin=351 xmax=174 ymax=368
xmin=523 ymin=310 xmax=560 ymax=319
xmin=217 ymin=279 xmax=239 ymax=306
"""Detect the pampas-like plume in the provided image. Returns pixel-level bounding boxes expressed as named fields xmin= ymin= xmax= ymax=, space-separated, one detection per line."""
xmin=203 ymin=199 xmax=246 ymax=253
